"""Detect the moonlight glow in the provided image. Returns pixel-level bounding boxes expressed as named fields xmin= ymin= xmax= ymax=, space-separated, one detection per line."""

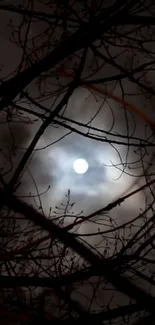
xmin=73 ymin=158 xmax=89 ymax=174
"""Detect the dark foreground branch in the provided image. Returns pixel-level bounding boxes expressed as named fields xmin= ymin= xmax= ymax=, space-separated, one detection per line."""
xmin=0 ymin=0 xmax=137 ymax=110
xmin=1 ymin=188 xmax=155 ymax=314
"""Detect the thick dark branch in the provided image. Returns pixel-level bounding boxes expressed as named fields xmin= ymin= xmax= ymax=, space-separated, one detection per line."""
xmin=0 ymin=275 xmax=144 ymax=324
xmin=1 ymin=4 xmax=155 ymax=26
xmin=1 ymin=188 xmax=155 ymax=314
xmin=0 ymin=271 xmax=92 ymax=288
xmin=123 ymin=15 xmax=155 ymax=25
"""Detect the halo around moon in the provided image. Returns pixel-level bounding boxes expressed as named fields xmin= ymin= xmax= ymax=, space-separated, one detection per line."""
xmin=73 ymin=158 xmax=89 ymax=174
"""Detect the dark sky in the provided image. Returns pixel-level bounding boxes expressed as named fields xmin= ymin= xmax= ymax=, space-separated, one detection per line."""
xmin=0 ymin=1 xmax=155 ymax=322
xmin=0 ymin=1 xmax=154 ymax=224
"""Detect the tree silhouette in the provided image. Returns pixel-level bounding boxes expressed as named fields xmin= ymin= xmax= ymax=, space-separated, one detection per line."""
xmin=0 ymin=0 xmax=155 ymax=324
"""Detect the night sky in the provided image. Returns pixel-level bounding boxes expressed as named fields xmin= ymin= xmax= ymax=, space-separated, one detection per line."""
xmin=0 ymin=1 xmax=155 ymax=323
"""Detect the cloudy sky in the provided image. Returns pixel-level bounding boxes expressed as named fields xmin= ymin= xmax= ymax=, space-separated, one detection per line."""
xmin=0 ymin=1 xmax=155 ymax=322
xmin=0 ymin=1 xmax=155 ymax=228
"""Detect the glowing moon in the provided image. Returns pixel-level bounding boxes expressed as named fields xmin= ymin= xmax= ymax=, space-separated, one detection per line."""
xmin=73 ymin=158 xmax=89 ymax=174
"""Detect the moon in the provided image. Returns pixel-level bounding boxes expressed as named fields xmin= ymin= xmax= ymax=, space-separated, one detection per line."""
xmin=73 ymin=158 xmax=89 ymax=174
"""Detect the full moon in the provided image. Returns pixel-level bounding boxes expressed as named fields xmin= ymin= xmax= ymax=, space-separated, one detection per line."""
xmin=73 ymin=158 xmax=89 ymax=174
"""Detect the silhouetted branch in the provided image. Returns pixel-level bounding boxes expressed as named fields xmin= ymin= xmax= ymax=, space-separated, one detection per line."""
xmin=1 ymin=188 xmax=155 ymax=314
xmin=0 ymin=0 xmax=137 ymax=110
